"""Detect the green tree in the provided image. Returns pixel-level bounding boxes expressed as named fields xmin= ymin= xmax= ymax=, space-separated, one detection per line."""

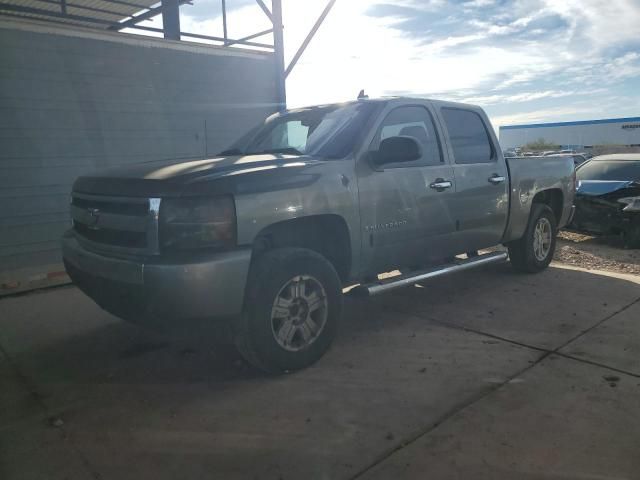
xmin=522 ymin=138 xmax=561 ymax=152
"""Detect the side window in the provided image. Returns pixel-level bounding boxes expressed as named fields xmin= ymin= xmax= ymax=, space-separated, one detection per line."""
xmin=373 ymin=106 xmax=442 ymax=167
xmin=441 ymin=108 xmax=494 ymax=164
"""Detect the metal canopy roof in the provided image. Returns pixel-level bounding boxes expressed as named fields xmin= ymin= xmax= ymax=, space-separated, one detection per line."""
xmin=0 ymin=0 xmax=338 ymax=110
xmin=0 ymin=0 xmax=285 ymax=52
xmin=0 ymin=0 xmax=163 ymax=30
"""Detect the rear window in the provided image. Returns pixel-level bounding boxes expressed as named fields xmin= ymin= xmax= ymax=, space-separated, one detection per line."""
xmin=441 ymin=108 xmax=494 ymax=164
xmin=576 ymin=160 xmax=640 ymax=181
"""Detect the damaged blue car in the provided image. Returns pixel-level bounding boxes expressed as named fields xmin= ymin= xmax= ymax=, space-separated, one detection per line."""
xmin=570 ymin=154 xmax=640 ymax=248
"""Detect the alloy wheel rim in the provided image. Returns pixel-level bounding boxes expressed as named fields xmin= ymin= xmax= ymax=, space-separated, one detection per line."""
xmin=270 ymin=275 xmax=328 ymax=352
xmin=533 ymin=217 xmax=552 ymax=261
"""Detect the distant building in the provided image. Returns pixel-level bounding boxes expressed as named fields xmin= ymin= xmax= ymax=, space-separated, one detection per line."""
xmin=499 ymin=116 xmax=640 ymax=150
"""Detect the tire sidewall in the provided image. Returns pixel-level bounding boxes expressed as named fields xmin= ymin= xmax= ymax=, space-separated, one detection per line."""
xmin=244 ymin=249 xmax=342 ymax=372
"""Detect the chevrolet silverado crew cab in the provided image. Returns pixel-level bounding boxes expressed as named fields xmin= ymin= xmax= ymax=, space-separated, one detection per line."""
xmin=63 ymin=97 xmax=576 ymax=372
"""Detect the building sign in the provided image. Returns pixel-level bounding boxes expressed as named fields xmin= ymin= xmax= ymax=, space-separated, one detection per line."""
xmin=621 ymin=124 xmax=640 ymax=130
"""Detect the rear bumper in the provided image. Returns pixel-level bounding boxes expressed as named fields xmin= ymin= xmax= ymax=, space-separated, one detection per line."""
xmin=62 ymin=232 xmax=252 ymax=323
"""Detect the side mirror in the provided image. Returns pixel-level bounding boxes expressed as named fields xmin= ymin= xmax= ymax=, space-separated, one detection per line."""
xmin=373 ymin=136 xmax=422 ymax=166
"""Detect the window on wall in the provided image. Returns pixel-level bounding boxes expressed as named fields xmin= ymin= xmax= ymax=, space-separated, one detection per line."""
xmin=441 ymin=108 xmax=494 ymax=164
xmin=373 ymin=106 xmax=443 ymax=167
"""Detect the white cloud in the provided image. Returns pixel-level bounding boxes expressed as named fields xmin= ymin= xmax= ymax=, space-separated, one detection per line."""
xmin=541 ymin=0 xmax=640 ymax=50
xmin=464 ymin=89 xmax=579 ymax=105
xmin=491 ymin=105 xmax=599 ymax=128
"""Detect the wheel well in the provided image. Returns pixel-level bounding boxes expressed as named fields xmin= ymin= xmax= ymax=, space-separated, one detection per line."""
xmin=252 ymin=215 xmax=352 ymax=282
xmin=532 ymin=189 xmax=563 ymax=224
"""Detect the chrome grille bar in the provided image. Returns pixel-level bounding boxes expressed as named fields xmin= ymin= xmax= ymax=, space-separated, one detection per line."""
xmin=70 ymin=193 xmax=162 ymax=256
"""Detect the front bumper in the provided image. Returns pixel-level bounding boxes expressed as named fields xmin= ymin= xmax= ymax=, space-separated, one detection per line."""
xmin=62 ymin=232 xmax=252 ymax=323
xmin=569 ymin=196 xmax=639 ymax=235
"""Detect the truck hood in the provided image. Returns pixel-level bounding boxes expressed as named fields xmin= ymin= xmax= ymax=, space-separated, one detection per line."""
xmin=73 ymin=154 xmax=325 ymax=197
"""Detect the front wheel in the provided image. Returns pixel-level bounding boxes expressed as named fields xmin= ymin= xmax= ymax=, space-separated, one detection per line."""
xmin=235 ymin=248 xmax=343 ymax=373
xmin=508 ymin=204 xmax=557 ymax=273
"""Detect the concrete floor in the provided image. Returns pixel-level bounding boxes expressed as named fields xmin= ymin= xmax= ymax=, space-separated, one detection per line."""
xmin=1 ymin=263 xmax=639 ymax=480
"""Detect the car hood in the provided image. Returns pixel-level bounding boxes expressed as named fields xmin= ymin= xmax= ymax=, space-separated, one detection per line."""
xmin=576 ymin=180 xmax=640 ymax=197
xmin=73 ymin=154 xmax=325 ymax=197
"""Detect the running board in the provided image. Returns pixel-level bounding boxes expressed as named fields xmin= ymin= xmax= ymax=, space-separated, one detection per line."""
xmin=349 ymin=251 xmax=508 ymax=297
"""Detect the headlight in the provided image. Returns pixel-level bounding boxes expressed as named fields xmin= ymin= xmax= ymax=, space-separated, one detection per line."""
xmin=617 ymin=197 xmax=640 ymax=212
xmin=160 ymin=196 xmax=236 ymax=251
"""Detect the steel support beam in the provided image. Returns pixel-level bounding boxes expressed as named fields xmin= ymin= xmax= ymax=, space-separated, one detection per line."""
xmin=224 ymin=28 xmax=273 ymax=46
xmin=285 ymin=0 xmax=336 ymax=78
xmin=109 ymin=0 xmax=190 ymax=31
xmin=125 ymin=24 xmax=272 ymax=48
xmin=272 ymin=0 xmax=286 ymax=111
xmin=254 ymin=0 xmax=272 ymax=21
xmin=161 ymin=0 xmax=180 ymax=40
xmin=221 ymin=0 xmax=228 ymax=45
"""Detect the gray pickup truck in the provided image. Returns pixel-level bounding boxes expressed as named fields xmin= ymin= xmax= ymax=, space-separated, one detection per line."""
xmin=62 ymin=97 xmax=575 ymax=372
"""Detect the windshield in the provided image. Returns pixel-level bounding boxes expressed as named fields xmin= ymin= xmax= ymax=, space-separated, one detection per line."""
xmin=576 ymin=159 xmax=640 ymax=181
xmin=222 ymin=102 xmax=378 ymax=159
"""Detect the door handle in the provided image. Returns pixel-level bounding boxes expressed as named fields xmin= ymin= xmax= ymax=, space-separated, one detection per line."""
xmin=429 ymin=179 xmax=453 ymax=191
xmin=488 ymin=175 xmax=506 ymax=185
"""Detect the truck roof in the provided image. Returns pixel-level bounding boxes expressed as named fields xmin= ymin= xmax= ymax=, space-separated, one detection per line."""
xmin=287 ymin=96 xmax=484 ymax=113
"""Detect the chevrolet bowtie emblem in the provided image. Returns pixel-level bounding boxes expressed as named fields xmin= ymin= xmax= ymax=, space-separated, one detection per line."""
xmin=86 ymin=207 xmax=101 ymax=228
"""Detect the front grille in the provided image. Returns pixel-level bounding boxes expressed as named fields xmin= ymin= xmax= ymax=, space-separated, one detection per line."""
xmin=71 ymin=192 xmax=160 ymax=254
xmin=72 ymin=196 xmax=149 ymax=216
xmin=74 ymin=223 xmax=147 ymax=248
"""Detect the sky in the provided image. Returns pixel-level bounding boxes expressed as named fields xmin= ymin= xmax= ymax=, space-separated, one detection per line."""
xmin=136 ymin=0 xmax=640 ymax=129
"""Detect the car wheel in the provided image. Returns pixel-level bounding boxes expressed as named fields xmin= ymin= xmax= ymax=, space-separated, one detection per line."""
xmin=235 ymin=247 xmax=342 ymax=373
xmin=508 ymin=204 xmax=557 ymax=273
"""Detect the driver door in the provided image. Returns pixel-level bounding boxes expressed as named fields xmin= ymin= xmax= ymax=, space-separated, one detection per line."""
xmin=356 ymin=103 xmax=458 ymax=275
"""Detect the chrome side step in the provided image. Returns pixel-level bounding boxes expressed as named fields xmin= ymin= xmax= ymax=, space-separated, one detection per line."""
xmin=350 ymin=251 xmax=508 ymax=297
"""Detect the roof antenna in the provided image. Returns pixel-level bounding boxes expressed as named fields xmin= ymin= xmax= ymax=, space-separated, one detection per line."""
xmin=357 ymin=89 xmax=369 ymax=100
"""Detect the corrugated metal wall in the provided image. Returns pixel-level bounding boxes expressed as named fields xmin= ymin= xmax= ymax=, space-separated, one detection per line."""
xmin=0 ymin=19 xmax=278 ymax=288
xmin=499 ymin=118 xmax=640 ymax=149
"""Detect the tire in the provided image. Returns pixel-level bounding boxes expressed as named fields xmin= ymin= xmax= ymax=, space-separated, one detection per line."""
xmin=235 ymin=247 xmax=343 ymax=373
xmin=508 ymin=204 xmax=557 ymax=273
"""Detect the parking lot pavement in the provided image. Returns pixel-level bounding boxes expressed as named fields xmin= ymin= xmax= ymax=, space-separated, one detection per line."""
xmin=0 ymin=264 xmax=639 ymax=480
xmin=359 ymin=354 xmax=640 ymax=480
xmin=561 ymin=300 xmax=640 ymax=376
xmin=371 ymin=263 xmax=639 ymax=351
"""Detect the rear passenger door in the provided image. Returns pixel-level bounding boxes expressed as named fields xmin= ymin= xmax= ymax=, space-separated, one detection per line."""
xmin=439 ymin=107 xmax=509 ymax=252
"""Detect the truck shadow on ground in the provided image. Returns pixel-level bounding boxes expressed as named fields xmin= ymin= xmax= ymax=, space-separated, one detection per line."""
xmin=3 ymin=262 xmax=638 ymax=396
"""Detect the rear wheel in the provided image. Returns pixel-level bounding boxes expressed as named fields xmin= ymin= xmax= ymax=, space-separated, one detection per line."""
xmin=235 ymin=248 xmax=342 ymax=373
xmin=508 ymin=204 xmax=557 ymax=273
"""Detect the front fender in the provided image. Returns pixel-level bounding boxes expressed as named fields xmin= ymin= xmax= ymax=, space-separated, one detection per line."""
xmin=234 ymin=160 xmax=362 ymax=276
